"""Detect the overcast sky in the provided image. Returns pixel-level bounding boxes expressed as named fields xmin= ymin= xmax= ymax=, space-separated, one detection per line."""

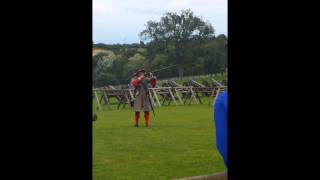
xmin=93 ymin=0 xmax=227 ymax=44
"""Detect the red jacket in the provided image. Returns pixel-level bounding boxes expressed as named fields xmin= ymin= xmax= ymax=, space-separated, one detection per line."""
xmin=131 ymin=77 xmax=157 ymax=88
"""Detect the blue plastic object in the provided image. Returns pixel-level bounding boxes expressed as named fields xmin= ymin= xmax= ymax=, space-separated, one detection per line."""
xmin=214 ymin=90 xmax=228 ymax=167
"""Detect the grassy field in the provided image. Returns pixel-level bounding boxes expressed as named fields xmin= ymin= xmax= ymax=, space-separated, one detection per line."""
xmin=93 ymin=97 xmax=226 ymax=180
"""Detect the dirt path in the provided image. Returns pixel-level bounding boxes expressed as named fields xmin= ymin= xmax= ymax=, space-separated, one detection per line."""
xmin=174 ymin=171 xmax=227 ymax=180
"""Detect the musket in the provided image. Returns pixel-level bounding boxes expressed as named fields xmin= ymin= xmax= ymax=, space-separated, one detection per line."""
xmin=146 ymin=63 xmax=200 ymax=76
xmin=141 ymin=65 xmax=180 ymax=118
xmin=131 ymin=64 xmax=187 ymax=119
xmin=149 ymin=64 xmax=179 ymax=74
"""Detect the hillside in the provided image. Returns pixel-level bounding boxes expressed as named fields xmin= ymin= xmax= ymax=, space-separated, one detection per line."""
xmin=92 ymin=48 xmax=115 ymax=57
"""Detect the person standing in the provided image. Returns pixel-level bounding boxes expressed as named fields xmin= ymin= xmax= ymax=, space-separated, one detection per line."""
xmin=130 ymin=69 xmax=157 ymax=127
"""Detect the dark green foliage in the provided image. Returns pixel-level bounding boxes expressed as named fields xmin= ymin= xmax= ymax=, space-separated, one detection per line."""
xmin=93 ymin=10 xmax=227 ymax=87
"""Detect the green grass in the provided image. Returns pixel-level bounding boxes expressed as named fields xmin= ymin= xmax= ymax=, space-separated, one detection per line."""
xmin=93 ymin=98 xmax=226 ymax=180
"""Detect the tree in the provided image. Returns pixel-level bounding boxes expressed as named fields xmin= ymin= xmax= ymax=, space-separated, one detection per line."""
xmin=139 ymin=41 xmax=145 ymax=48
xmin=118 ymin=53 xmax=145 ymax=82
xmin=94 ymin=72 xmax=118 ymax=86
xmin=140 ymin=9 xmax=214 ymax=79
xmin=110 ymin=55 xmax=128 ymax=83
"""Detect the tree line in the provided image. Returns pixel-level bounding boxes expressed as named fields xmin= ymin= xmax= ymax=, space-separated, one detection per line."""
xmin=93 ymin=9 xmax=227 ymax=87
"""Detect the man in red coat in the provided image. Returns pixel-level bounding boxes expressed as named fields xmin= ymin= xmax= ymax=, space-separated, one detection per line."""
xmin=130 ymin=69 xmax=157 ymax=127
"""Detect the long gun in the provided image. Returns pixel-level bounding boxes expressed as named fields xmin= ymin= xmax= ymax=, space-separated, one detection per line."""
xmin=126 ymin=64 xmax=179 ymax=83
xmin=149 ymin=64 xmax=179 ymax=74
xmin=146 ymin=63 xmax=200 ymax=76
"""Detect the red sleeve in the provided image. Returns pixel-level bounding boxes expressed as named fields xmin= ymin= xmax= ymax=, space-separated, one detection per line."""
xmin=131 ymin=79 xmax=141 ymax=87
xmin=149 ymin=77 xmax=157 ymax=88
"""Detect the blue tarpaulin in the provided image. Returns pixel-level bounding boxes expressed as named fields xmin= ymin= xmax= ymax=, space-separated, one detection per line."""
xmin=214 ymin=90 xmax=228 ymax=167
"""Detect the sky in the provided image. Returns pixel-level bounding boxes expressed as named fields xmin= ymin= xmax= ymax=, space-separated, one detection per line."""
xmin=93 ymin=0 xmax=227 ymax=44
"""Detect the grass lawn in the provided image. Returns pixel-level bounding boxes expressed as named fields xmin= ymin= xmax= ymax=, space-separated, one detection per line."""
xmin=93 ymin=97 xmax=226 ymax=180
